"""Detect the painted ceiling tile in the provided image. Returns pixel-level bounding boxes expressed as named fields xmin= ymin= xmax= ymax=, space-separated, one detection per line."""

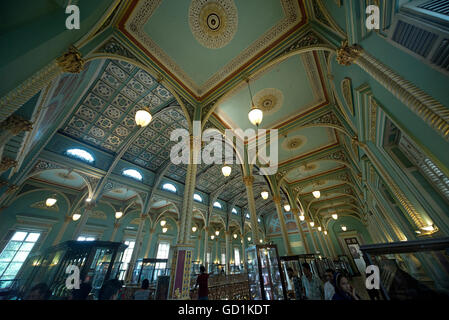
xmin=83 ymin=92 xmax=106 ymax=111
xmin=121 ymin=115 xmax=137 ymax=129
xmin=106 ymin=62 xmax=128 ymax=80
xmin=104 ymin=105 xmax=124 ymax=120
xmin=135 ymin=69 xmax=155 ymax=88
xmin=68 ymin=117 xmax=89 ymax=131
xmin=75 ymin=105 xmax=97 ymax=122
xmin=114 ymin=126 xmax=129 ymax=137
xmin=89 ymin=126 xmax=105 ymax=139
xmin=101 ymin=71 xmax=122 ymax=89
xmin=111 ymin=93 xmax=133 ymax=111
xmin=96 ymin=116 xmax=114 ymax=130
xmin=92 ymin=80 xmax=115 ymax=100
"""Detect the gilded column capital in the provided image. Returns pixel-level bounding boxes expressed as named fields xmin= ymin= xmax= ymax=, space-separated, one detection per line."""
xmin=336 ymin=40 xmax=362 ymax=66
xmin=272 ymin=195 xmax=281 ymax=204
xmin=6 ymin=184 xmax=19 ymax=194
xmin=56 ymin=46 xmax=85 ymax=74
xmin=0 ymin=115 xmax=33 ymax=136
xmin=242 ymin=175 xmax=254 ymax=186
xmin=0 ymin=158 xmax=17 ymax=173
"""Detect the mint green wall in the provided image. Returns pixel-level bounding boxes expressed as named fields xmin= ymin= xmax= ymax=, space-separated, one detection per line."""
xmin=0 ymin=0 xmax=114 ymax=97
xmin=328 ymin=216 xmax=373 ymax=256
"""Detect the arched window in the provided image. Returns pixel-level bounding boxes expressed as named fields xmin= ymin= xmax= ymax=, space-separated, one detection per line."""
xmin=65 ymin=148 xmax=94 ymax=163
xmin=245 ymin=213 xmax=250 ymax=219
xmin=213 ymin=201 xmax=222 ymax=209
xmin=193 ymin=193 xmax=203 ymax=202
xmin=122 ymin=169 xmax=143 ymax=181
xmin=162 ymin=183 xmax=177 ymax=193
xmin=232 ymin=208 xmax=237 ymax=214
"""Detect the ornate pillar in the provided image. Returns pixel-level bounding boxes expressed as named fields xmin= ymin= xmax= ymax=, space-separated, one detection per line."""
xmin=72 ymin=206 xmax=91 ymax=240
xmin=241 ymin=235 xmax=246 ymax=271
xmin=305 ymin=220 xmax=319 ymax=254
xmin=316 ymin=230 xmax=329 ymax=257
xmin=53 ymin=216 xmax=72 ymax=245
xmin=273 ymin=195 xmax=292 ymax=255
xmin=225 ymin=231 xmax=231 ymax=274
xmin=0 ymin=115 xmax=33 ymax=160
xmin=337 ymin=40 xmax=449 ymax=141
xmin=144 ymin=227 xmax=155 ymax=258
xmin=169 ymin=135 xmax=198 ymax=299
xmin=109 ymin=222 xmax=121 ymax=242
xmin=324 ymin=232 xmax=337 ymax=258
xmin=291 ymin=208 xmax=310 ymax=253
xmin=243 ymin=175 xmax=260 ymax=244
xmin=125 ymin=214 xmax=146 ymax=283
xmin=203 ymin=227 xmax=209 ymax=270
xmin=0 ymin=47 xmax=85 ymax=123
xmin=196 ymin=233 xmax=202 ymax=262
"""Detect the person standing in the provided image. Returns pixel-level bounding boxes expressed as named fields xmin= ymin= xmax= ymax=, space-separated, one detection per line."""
xmin=134 ymin=279 xmax=151 ymax=300
xmin=286 ymin=267 xmax=303 ymax=300
xmin=195 ymin=265 xmax=209 ymax=300
xmin=301 ymin=263 xmax=323 ymax=300
xmin=324 ymin=269 xmax=336 ymax=300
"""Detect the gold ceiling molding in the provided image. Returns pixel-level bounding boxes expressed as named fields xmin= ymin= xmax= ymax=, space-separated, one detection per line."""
xmin=252 ymin=88 xmax=284 ymax=115
xmin=124 ymin=0 xmax=302 ymax=97
xmin=188 ymin=0 xmax=238 ymax=49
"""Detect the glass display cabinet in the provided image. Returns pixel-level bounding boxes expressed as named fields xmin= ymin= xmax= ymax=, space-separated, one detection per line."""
xmin=280 ymin=254 xmax=321 ymax=278
xmin=21 ymin=241 xmax=126 ymax=299
xmin=132 ymin=258 xmax=169 ymax=284
xmin=191 ymin=260 xmax=201 ymax=276
xmin=360 ymin=237 xmax=449 ymax=300
xmin=246 ymin=244 xmax=287 ymax=300
xmin=333 ymin=255 xmax=356 ymax=277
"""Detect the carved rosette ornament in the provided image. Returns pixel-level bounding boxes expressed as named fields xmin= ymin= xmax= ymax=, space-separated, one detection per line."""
xmin=0 ymin=158 xmax=17 ymax=173
xmin=242 ymin=175 xmax=254 ymax=186
xmin=336 ymin=40 xmax=362 ymax=66
xmin=0 ymin=115 xmax=33 ymax=136
xmin=56 ymin=46 xmax=85 ymax=74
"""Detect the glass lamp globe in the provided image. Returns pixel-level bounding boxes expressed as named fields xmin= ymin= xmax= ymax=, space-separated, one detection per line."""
xmin=233 ymin=234 xmax=237 ymax=239
xmin=283 ymin=204 xmax=291 ymax=212
xmin=324 ymin=230 xmax=328 ymax=235
xmin=332 ymin=213 xmax=338 ymax=220
xmin=215 ymin=230 xmax=220 ymax=236
xmin=299 ymin=215 xmax=305 ymax=221
xmin=115 ymin=211 xmax=123 ymax=219
xmin=259 ymin=239 xmax=263 ymax=244
xmin=192 ymin=226 xmax=197 ymax=232
xmin=162 ymin=227 xmax=168 ymax=233
xmin=247 ymin=237 xmax=251 ymax=242
xmin=160 ymin=220 xmax=166 ymax=227
xmin=72 ymin=213 xmax=81 ymax=221
xmin=318 ymin=226 xmax=322 ymax=232
xmin=45 ymin=197 xmax=57 ymax=207
xmin=211 ymin=235 xmax=215 ymax=240
xmin=261 ymin=191 xmax=269 ymax=200
xmin=222 ymin=165 xmax=232 ymax=177
xmin=248 ymin=107 xmax=263 ymax=126
xmin=341 ymin=226 xmax=347 ymax=231
xmin=135 ymin=108 xmax=152 ymax=127
xmin=310 ymin=221 xmax=315 ymax=227
xmin=312 ymin=190 xmax=321 ymax=199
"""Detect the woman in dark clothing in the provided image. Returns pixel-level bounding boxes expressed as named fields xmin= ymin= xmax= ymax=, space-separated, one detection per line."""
xmin=332 ymin=272 xmax=361 ymax=300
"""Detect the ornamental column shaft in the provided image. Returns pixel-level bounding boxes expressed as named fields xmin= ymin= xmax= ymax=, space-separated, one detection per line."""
xmin=243 ymin=175 xmax=260 ymax=244
xmin=291 ymin=207 xmax=310 ymax=254
xmin=336 ymin=40 xmax=449 ymax=141
xmin=0 ymin=46 xmax=85 ymax=123
xmin=144 ymin=228 xmax=155 ymax=258
xmin=53 ymin=216 xmax=72 ymax=245
xmin=225 ymin=231 xmax=231 ymax=274
xmin=196 ymin=234 xmax=202 ymax=262
xmin=72 ymin=207 xmax=91 ymax=240
xmin=306 ymin=221 xmax=319 ymax=254
xmin=125 ymin=214 xmax=146 ymax=283
xmin=273 ymin=195 xmax=292 ymax=255
xmin=241 ymin=236 xmax=246 ymax=271
xmin=109 ymin=222 xmax=120 ymax=242
xmin=203 ymin=227 xmax=209 ymax=270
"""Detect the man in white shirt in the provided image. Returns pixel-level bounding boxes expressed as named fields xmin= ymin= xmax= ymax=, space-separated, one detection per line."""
xmin=301 ymin=263 xmax=323 ymax=300
xmin=324 ymin=269 xmax=336 ymax=300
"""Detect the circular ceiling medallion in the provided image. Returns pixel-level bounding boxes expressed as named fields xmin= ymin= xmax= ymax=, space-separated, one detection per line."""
xmin=189 ymin=0 xmax=238 ymax=49
xmin=302 ymin=162 xmax=318 ymax=172
xmin=281 ymin=135 xmax=307 ymax=151
xmin=253 ymin=88 xmax=284 ymax=115
xmin=57 ymin=172 xmax=76 ymax=180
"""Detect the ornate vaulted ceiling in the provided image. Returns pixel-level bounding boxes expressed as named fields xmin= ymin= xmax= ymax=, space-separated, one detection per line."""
xmin=118 ymin=0 xmax=306 ymax=99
